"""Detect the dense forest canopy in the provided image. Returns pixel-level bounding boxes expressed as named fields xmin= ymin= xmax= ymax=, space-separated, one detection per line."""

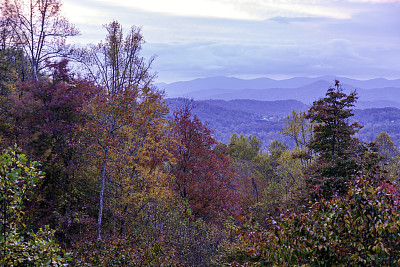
xmin=1 ymin=1 xmax=400 ymax=266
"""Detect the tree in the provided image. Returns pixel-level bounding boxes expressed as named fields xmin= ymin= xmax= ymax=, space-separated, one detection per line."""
xmin=80 ymin=21 xmax=168 ymax=240
xmin=374 ymin=132 xmax=399 ymax=163
xmin=282 ymin=110 xmax=313 ymax=149
xmin=0 ymin=0 xmax=79 ymax=81
xmin=374 ymin=132 xmax=400 ymax=185
xmin=282 ymin=110 xmax=313 ymax=167
xmin=85 ymin=84 xmax=170 ymax=239
xmin=228 ymin=134 xmax=265 ymax=205
xmin=268 ymin=139 xmax=288 ymax=169
xmin=306 ymin=81 xmax=361 ymax=163
xmin=1 ymin=59 xmax=97 ymax=244
xmin=105 ymin=87 xmax=173 ymax=236
xmin=171 ymin=105 xmax=240 ymax=220
xmin=228 ymin=134 xmax=261 ymax=161
xmin=78 ymin=21 xmax=155 ymax=93
xmin=274 ymin=149 xmax=304 ymax=205
xmin=305 ymin=81 xmax=366 ymax=198
xmin=0 ymin=49 xmax=20 ymax=142
xmin=213 ymin=142 xmax=230 ymax=158
xmin=6 ymin=59 xmax=94 ymax=152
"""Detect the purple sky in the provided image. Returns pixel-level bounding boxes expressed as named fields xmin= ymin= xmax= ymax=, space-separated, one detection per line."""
xmin=63 ymin=0 xmax=400 ymax=83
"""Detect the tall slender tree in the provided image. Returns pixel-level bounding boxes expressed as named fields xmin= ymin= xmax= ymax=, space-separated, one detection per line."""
xmin=81 ymin=21 xmax=165 ymax=240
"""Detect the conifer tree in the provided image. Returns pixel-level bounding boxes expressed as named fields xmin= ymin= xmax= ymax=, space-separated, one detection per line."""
xmin=306 ymin=81 xmax=367 ymax=198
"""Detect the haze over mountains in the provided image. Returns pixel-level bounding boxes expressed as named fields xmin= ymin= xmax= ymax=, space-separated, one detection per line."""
xmin=161 ymin=76 xmax=400 ymax=148
xmin=157 ymin=76 xmax=400 ymax=109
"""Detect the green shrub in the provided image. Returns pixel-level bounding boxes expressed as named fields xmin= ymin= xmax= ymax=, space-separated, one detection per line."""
xmin=0 ymin=146 xmax=70 ymax=266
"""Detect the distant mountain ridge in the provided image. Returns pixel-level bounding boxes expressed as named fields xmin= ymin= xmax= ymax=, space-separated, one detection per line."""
xmin=157 ymin=76 xmax=400 ymax=108
xmin=165 ymin=98 xmax=307 ymax=145
xmin=165 ymin=98 xmax=400 ymax=148
xmin=203 ymin=99 xmax=308 ymax=116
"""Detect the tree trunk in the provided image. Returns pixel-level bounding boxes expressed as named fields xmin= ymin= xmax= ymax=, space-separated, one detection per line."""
xmin=97 ymin=148 xmax=108 ymax=240
xmin=119 ymin=204 xmax=128 ymax=235
xmin=251 ymin=177 xmax=259 ymax=203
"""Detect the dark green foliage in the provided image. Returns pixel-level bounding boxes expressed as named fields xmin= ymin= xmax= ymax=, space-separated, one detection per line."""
xmin=268 ymin=139 xmax=288 ymax=166
xmin=0 ymin=47 xmax=31 ymax=83
xmin=305 ymin=81 xmax=377 ymax=198
xmin=214 ymin=142 xmax=230 ymax=158
xmin=306 ymin=81 xmax=362 ymax=163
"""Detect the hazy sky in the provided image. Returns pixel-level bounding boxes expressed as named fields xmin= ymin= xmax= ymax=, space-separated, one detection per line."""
xmin=62 ymin=0 xmax=400 ymax=83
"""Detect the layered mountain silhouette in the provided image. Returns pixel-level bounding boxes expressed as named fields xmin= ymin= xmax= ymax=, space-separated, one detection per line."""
xmin=157 ymin=76 xmax=400 ymax=108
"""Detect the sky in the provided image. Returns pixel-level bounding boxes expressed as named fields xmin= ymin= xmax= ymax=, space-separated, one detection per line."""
xmin=62 ymin=0 xmax=400 ymax=83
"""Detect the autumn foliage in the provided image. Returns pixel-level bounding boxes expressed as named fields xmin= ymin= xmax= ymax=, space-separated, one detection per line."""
xmin=171 ymin=105 xmax=240 ymax=220
xmin=1 ymin=0 xmax=400 ymax=265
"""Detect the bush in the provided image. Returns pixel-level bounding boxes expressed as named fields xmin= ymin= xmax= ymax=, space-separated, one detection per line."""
xmin=219 ymin=171 xmax=400 ymax=266
xmin=71 ymin=235 xmax=177 ymax=266
xmin=0 ymin=146 xmax=70 ymax=266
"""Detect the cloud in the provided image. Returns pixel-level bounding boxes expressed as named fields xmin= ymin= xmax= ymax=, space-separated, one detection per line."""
xmin=65 ymin=0 xmax=357 ymax=23
xmin=235 ymin=0 xmax=353 ymax=19
xmin=61 ymin=0 xmax=400 ymax=82
xmin=148 ymin=37 xmax=400 ymax=82
xmin=350 ymin=0 xmax=400 ymax=3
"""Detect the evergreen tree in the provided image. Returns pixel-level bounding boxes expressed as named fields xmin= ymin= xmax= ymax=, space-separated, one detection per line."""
xmin=305 ymin=81 xmax=373 ymax=198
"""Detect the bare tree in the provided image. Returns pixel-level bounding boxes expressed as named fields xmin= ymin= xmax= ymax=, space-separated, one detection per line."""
xmin=0 ymin=0 xmax=79 ymax=81
xmin=75 ymin=21 xmax=156 ymax=94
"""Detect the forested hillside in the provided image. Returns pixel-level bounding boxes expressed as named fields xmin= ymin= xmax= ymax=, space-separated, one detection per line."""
xmin=166 ymin=98 xmax=400 ymax=148
xmin=1 ymin=1 xmax=400 ymax=266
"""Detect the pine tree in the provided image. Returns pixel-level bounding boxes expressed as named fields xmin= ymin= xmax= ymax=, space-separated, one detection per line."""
xmin=306 ymin=81 xmax=369 ymax=198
